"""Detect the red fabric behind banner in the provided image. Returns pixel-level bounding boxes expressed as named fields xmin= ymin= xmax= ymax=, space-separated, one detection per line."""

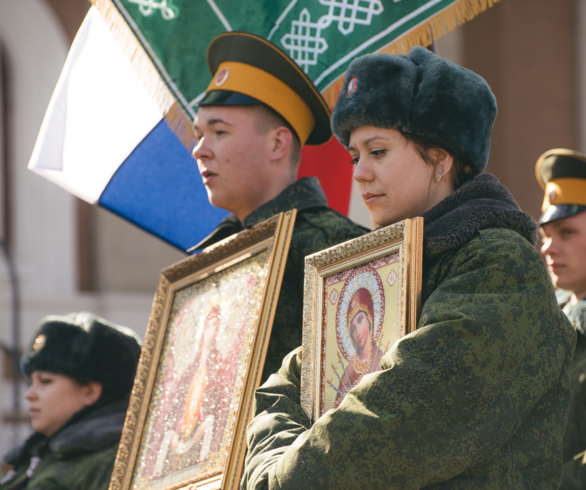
xmin=297 ymin=136 xmax=353 ymax=216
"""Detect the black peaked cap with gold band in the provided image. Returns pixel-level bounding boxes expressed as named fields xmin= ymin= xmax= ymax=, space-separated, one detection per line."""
xmin=198 ymin=32 xmax=331 ymax=146
xmin=536 ymin=148 xmax=586 ymax=225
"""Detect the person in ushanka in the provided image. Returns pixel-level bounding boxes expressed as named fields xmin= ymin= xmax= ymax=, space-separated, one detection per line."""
xmin=241 ymin=47 xmax=576 ymax=489
xmin=0 ymin=312 xmax=141 ymax=490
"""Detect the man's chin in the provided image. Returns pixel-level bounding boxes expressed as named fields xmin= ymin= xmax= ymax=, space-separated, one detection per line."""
xmin=207 ymin=193 xmax=235 ymax=214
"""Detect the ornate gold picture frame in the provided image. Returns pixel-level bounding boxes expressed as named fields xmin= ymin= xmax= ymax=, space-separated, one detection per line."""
xmin=110 ymin=211 xmax=296 ymax=490
xmin=300 ymin=218 xmax=423 ymax=423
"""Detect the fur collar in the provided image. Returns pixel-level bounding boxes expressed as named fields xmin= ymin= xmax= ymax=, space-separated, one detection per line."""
xmin=4 ymin=401 xmax=127 ymax=464
xmin=49 ymin=401 xmax=127 ymax=458
xmin=421 ymin=173 xmax=538 ymax=257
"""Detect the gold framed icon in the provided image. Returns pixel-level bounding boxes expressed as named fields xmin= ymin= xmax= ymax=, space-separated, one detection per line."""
xmin=110 ymin=211 xmax=296 ymax=490
xmin=300 ymin=218 xmax=423 ymax=423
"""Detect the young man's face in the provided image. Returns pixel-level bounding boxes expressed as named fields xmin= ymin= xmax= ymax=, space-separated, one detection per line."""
xmin=541 ymin=211 xmax=586 ymax=298
xmin=193 ymin=106 xmax=277 ymax=220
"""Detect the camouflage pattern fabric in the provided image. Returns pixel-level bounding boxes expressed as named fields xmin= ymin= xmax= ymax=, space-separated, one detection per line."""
xmin=560 ymin=297 xmax=586 ymax=489
xmin=0 ymin=442 xmax=117 ymax=490
xmin=242 ymin=228 xmax=575 ymax=490
xmin=194 ymin=177 xmax=368 ymax=382
xmin=0 ymin=402 xmax=126 ymax=490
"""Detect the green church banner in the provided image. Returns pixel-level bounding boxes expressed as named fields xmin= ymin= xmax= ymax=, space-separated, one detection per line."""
xmin=93 ymin=0 xmax=500 ymax=115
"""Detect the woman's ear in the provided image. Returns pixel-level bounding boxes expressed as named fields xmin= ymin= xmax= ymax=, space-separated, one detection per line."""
xmin=434 ymin=149 xmax=454 ymax=177
xmin=82 ymin=382 xmax=103 ymax=406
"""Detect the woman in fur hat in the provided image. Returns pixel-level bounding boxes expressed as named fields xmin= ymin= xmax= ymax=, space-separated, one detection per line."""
xmin=242 ymin=47 xmax=575 ymax=489
xmin=0 ymin=312 xmax=141 ymax=490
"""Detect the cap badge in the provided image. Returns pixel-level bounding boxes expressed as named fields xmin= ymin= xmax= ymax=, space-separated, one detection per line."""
xmin=32 ymin=334 xmax=46 ymax=351
xmin=347 ymin=77 xmax=357 ymax=96
xmin=548 ymin=189 xmax=556 ymax=205
xmin=215 ymin=67 xmax=229 ymax=87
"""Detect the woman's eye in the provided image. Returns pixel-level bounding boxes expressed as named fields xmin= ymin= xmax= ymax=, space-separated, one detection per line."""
xmin=371 ymin=149 xmax=386 ymax=157
xmin=349 ymin=157 xmax=359 ymax=165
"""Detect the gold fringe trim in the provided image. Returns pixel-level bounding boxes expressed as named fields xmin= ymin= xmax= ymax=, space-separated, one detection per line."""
xmin=165 ymin=101 xmax=198 ymax=152
xmin=90 ymin=0 xmax=197 ymax=151
xmin=321 ymin=0 xmax=501 ymax=109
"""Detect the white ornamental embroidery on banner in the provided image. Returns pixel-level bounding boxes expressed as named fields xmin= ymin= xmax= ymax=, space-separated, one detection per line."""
xmin=319 ymin=0 xmax=384 ymax=35
xmin=127 ymin=0 xmax=177 ymax=20
xmin=281 ymin=8 xmax=329 ymax=73
xmin=281 ymin=0 xmax=383 ymax=72
xmin=329 ymin=288 xmax=339 ymax=305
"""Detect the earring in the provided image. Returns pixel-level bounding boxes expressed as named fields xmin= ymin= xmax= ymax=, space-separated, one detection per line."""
xmin=435 ymin=168 xmax=444 ymax=182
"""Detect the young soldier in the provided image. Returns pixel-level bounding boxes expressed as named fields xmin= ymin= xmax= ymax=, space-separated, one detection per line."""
xmin=537 ymin=149 xmax=586 ymax=489
xmin=242 ymin=47 xmax=573 ymax=490
xmin=190 ymin=33 xmax=367 ymax=381
xmin=0 ymin=312 xmax=141 ymax=490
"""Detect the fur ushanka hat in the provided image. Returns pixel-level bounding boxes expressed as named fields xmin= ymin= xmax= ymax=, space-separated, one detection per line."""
xmin=331 ymin=46 xmax=497 ymax=175
xmin=21 ymin=312 xmax=142 ymax=403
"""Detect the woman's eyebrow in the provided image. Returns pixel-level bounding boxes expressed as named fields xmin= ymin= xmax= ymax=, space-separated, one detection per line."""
xmin=349 ymin=136 xmax=390 ymax=150
xmin=364 ymin=136 xmax=389 ymax=145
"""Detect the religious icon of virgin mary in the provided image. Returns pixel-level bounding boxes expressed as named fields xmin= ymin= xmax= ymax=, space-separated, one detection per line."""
xmin=327 ymin=263 xmax=387 ymax=410
xmin=334 ymin=287 xmax=385 ymax=407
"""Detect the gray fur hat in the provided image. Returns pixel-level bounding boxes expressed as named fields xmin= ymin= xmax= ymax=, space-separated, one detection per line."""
xmin=331 ymin=46 xmax=497 ymax=175
xmin=21 ymin=312 xmax=142 ymax=403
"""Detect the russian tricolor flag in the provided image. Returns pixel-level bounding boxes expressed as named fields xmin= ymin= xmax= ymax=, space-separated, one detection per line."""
xmin=28 ymin=8 xmax=230 ymax=252
xmin=27 ymin=7 xmax=359 ymax=253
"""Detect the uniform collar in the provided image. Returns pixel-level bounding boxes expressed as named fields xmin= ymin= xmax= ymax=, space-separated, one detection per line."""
xmin=189 ymin=177 xmax=328 ymax=251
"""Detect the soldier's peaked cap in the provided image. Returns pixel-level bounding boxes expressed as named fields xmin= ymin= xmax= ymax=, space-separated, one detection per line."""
xmin=535 ymin=148 xmax=586 ymax=225
xmin=199 ymin=32 xmax=331 ymax=146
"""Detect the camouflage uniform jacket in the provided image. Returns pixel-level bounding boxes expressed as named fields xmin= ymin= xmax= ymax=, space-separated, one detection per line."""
xmin=242 ymin=174 xmax=576 ymax=490
xmin=0 ymin=402 xmax=126 ymax=490
xmin=193 ymin=177 xmax=368 ymax=381
xmin=558 ymin=294 xmax=586 ymax=488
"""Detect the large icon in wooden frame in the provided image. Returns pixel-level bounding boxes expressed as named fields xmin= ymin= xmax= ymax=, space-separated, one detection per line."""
xmin=109 ymin=211 xmax=296 ymax=490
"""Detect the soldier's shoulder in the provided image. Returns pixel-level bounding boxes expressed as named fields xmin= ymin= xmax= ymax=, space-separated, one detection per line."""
xmin=45 ymin=443 xmax=118 ymax=489
xmin=469 ymin=227 xmax=544 ymax=268
xmin=296 ymin=206 xmax=368 ymax=242
xmin=288 ymin=207 xmax=368 ymax=259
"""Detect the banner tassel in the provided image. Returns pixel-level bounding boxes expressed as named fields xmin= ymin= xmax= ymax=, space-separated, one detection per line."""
xmin=322 ymin=0 xmax=502 ymax=109
xmin=90 ymin=0 xmax=198 ymax=152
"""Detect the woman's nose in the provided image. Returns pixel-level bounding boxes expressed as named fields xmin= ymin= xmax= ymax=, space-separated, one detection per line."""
xmin=352 ymin=159 xmax=372 ymax=183
xmin=24 ymin=384 xmax=36 ymax=401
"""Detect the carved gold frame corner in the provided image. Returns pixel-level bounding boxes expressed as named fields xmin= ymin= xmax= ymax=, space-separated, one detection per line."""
xmin=109 ymin=210 xmax=297 ymax=490
xmin=300 ymin=217 xmax=423 ymax=423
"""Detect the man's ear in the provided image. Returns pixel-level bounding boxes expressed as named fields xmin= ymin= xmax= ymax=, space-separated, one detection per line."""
xmin=269 ymin=126 xmax=294 ymax=164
